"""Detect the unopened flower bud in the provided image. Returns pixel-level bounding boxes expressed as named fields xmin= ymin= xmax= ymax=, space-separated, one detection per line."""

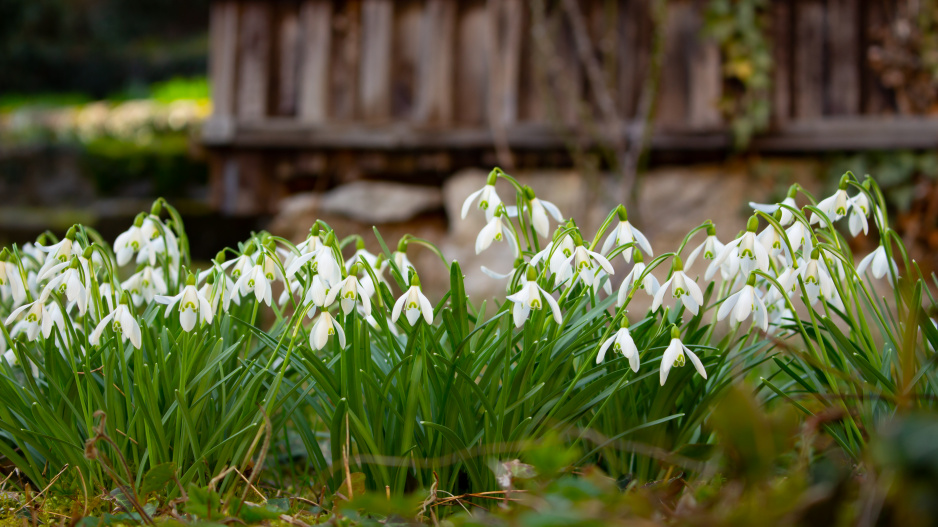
xmin=746 ymin=215 xmax=760 ymax=233
xmin=150 ymin=199 xmax=163 ymax=217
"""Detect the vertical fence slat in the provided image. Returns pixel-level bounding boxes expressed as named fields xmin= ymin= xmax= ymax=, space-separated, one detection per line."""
xmin=827 ymin=0 xmax=860 ymax=115
xmin=656 ymin=2 xmax=692 ymax=130
xmin=276 ymin=4 xmax=300 ymax=116
xmin=771 ymin=0 xmax=792 ymax=124
xmin=617 ymin=0 xmax=649 ymax=119
xmin=360 ymin=0 xmax=393 ymax=121
xmin=687 ymin=3 xmax=722 ymax=130
xmin=861 ymin=0 xmax=892 ymax=115
xmin=794 ymin=0 xmax=825 ymax=119
xmin=237 ymin=1 xmax=271 ymax=120
xmin=330 ymin=1 xmax=362 ymax=121
xmin=455 ymin=1 xmax=489 ymax=125
xmin=210 ymin=1 xmax=239 ymax=119
xmin=415 ymin=0 xmax=457 ymax=124
xmin=489 ymin=0 xmax=523 ymax=126
xmin=298 ymin=0 xmax=333 ymax=123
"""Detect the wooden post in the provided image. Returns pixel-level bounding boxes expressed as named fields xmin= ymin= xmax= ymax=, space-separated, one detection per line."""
xmin=415 ymin=0 xmax=457 ymax=124
xmin=209 ymin=1 xmax=239 ymax=120
xmin=656 ymin=2 xmax=693 ymax=130
xmin=827 ymin=0 xmax=860 ymax=115
xmin=237 ymin=1 xmax=272 ymax=120
xmin=794 ymin=0 xmax=825 ymax=119
xmin=276 ymin=4 xmax=300 ymax=116
xmin=771 ymin=0 xmax=792 ymax=125
xmin=360 ymin=0 xmax=393 ymax=121
xmin=455 ymin=1 xmax=489 ymax=126
xmin=298 ymin=0 xmax=333 ymax=123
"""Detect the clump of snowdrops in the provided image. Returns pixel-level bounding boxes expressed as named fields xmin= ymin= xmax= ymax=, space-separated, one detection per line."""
xmin=0 ymin=168 xmax=932 ymax=500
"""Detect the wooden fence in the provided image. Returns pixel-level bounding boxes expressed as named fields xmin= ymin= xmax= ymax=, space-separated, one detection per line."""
xmin=203 ymin=0 xmax=938 ymax=214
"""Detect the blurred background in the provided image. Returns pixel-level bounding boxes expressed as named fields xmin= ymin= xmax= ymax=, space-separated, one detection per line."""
xmin=2 ymin=0 xmax=938 ymax=296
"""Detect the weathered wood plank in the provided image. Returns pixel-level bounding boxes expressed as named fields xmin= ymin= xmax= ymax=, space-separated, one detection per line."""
xmin=360 ymin=0 xmax=393 ymax=121
xmin=415 ymin=0 xmax=457 ymax=124
xmin=209 ymin=1 xmax=239 ymax=119
xmin=656 ymin=1 xmax=693 ymax=130
xmin=298 ymin=0 xmax=332 ymax=123
xmin=237 ymin=1 xmax=271 ymax=120
xmin=771 ymin=0 xmax=792 ymax=124
xmin=489 ymin=0 xmax=524 ymax=126
xmin=617 ymin=0 xmax=650 ymax=118
xmin=794 ymin=0 xmax=825 ymax=119
xmin=275 ymin=4 xmax=300 ymax=116
xmin=455 ymin=1 xmax=489 ymax=125
xmin=827 ymin=0 xmax=860 ymax=115
xmin=860 ymin=0 xmax=893 ymax=114
xmin=330 ymin=0 xmax=362 ymax=121
xmin=555 ymin=9 xmax=583 ymax=126
xmin=687 ymin=4 xmax=722 ymax=130
xmin=391 ymin=0 xmax=422 ymax=118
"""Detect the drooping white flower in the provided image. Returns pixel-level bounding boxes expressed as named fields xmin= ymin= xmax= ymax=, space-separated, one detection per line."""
xmin=122 ymin=266 xmax=167 ymax=306
xmin=506 ymin=189 xmax=564 ymax=239
xmin=810 ymin=183 xmax=850 ymax=228
xmin=601 ymin=206 xmax=652 ymax=263
xmin=505 ymin=274 xmax=562 ymax=328
xmin=0 ymin=254 xmax=28 ymax=306
xmin=5 ymin=297 xmax=61 ymax=342
xmin=616 ymin=252 xmax=659 ymax=307
xmin=90 ymin=302 xmax=142 ymax=349
xmin=113 ymin=215 xmax=148 ymax=266
xmin=660 ymin=326 xmax=707 ymax=386
xmin=750 ymin=186 xmax=798 ymax=226
xmin=325 ymin=271 xmax=372 ymax=316
xmin=530 ymin=233 xmax=575 ymax=285
xmin=799 ymin=250 xmax=835 ymax=307
xmin=345 ymin=239 xmax=379 ymax=271
xmin=717 ymin=276 xmax=769 ymax=331
xmin=302 ymin=274 xmax=331 ymax=315
xmin=652 ymin=257 xmax=704 ymax=315
xmin=685 ymin=224 xmax=724 ymax=269
xmin=476 ymin=212 xmax=519 ymax=257
xmin=155 ymin=274 xmax=214 ymax=332
xmin=856 ymin=245 xmax=898 ymax=281
xmin=568 ymin=244 xmax=615 ymax=287
xmin=707 ymin=217 xmax=769 ymax=280
xmin=309 ymin=311 xmax=346 ymax=350
xmin=461 ymin=171 xmax=502 ymax=221
xmin=758 ymin=222 xmax=788 ymax=262
xmin=40 ymin=259 xmax=89 ymax=315
xmin=37 ymin=228 xmax=81 ymax=278
xmin=233 ymin=253 xmax=283 ymax=306
xmin=784 ymin=220 xmax=813 ymax=257
xmin=848 ymin=192 xmax=871 ymax=237
xmin=391 ymin=277 xmax=434 ymax=326
xmin=596 ymin=322 xmax=639 ymax=372
xmin=764 ymin=265 xmax=799 ymax=307
xmin=392 ymin=250 xmax=415 ymax=285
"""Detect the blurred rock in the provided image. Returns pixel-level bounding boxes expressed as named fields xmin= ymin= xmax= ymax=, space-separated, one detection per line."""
xmin=319 ymin=180 xmax=443 ymax=224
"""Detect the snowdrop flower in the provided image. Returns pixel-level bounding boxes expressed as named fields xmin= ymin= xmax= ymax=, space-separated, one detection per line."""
xmin=856 ymin=245 xmax=898 ymax=282
xmin=40 ymin=258 xmax=89 ymax=315
xmin=5 ymin=296 xmax=60 ymax=341
xmin=616 ymin=251 xmax=659 ymax=307
xmin=506 ymin=270 xmax=562 ymax=328
xmin=764 ymin=264 xmax=799 ymax=306
xmin=685 ymin=224 xmax=724 ymax=269
xmin=113 ymin=214 xmax=148 ymax=266
xmin=531 ymin=231 xmax=576 ymax=285
xmin=717 ymin=275 xmax=768 ymax=331
xmin=461 ymin=170 xmax=502 ymax=221
xmin=325 ymin=266 xmax=372 ymax=316
xmin=122 ymin=266 xmax=167 ymax=306
xmin=0 ymin=251 xmax=28 ymax=306
xmin=660 ymin=325 xmax=707 ymax=386
xmin=155 ymin=273 xmax=214 ymax=332
xmin=750 ymin=185 xmax=798 ymax=226
xmin=596 ymin=318 xmax=639 ymax=372
xmin=234 ymin=252 xmax=283 ymax=306
xmin=200 ymin=254 xmax=239 ymax=312
xmin=345 ymin=239 xmax=379 ymax=271
xmin=392 ymin=274 xmax=434 ymax=325
xmin=476 ymin=210 xmax=519 ymax=257
xmin=302 ymin=274 xmax=331 ymax=314
xmin=136 ymin=218 xmax=181 ymax=277
xmin=392 ymin=248 xmax=415 ymax=284
xmin=785 ymin=220 xmax=813 ymax=256
xmin=506 ymin=186 xmax=564 ymax=238
xmin=758 ymin=218 xmax=788 ymax=262
xmin=309 ymin=311 xmax=346 ymax=350
xmin=707 ymin=216 xmax=769 ymax=280
xmin=848 ymin=191 xmax=871 ymax=237
xmin=568 ymin=242 xmax=615 ymax=288
xmin=810 ymin=177 xmax=850 ymax=227
xmin=37 ymin=227 xmax=81 ymax=277
xmin=601 ymin=206 xmax=652 ymax=263
xmin=90 ymin=297 xmax=142 ymax=349
xmin=652 ymin=256 xmax=704 ymax=315
xmin=359 ymin=255 xmax=387 ymax=299
xmin=481 ymin=258 xmax=525 ymax=288
xmin=799 ymin=249 xmax=835 ymax=307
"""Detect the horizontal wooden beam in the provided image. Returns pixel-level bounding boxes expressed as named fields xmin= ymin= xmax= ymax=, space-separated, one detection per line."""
xmin=202 ymin=117 xmax=938 ymax=152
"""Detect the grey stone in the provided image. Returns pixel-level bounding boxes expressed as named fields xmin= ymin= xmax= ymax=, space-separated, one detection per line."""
xmin=319 ymin=181 xmax=443 ymax=224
